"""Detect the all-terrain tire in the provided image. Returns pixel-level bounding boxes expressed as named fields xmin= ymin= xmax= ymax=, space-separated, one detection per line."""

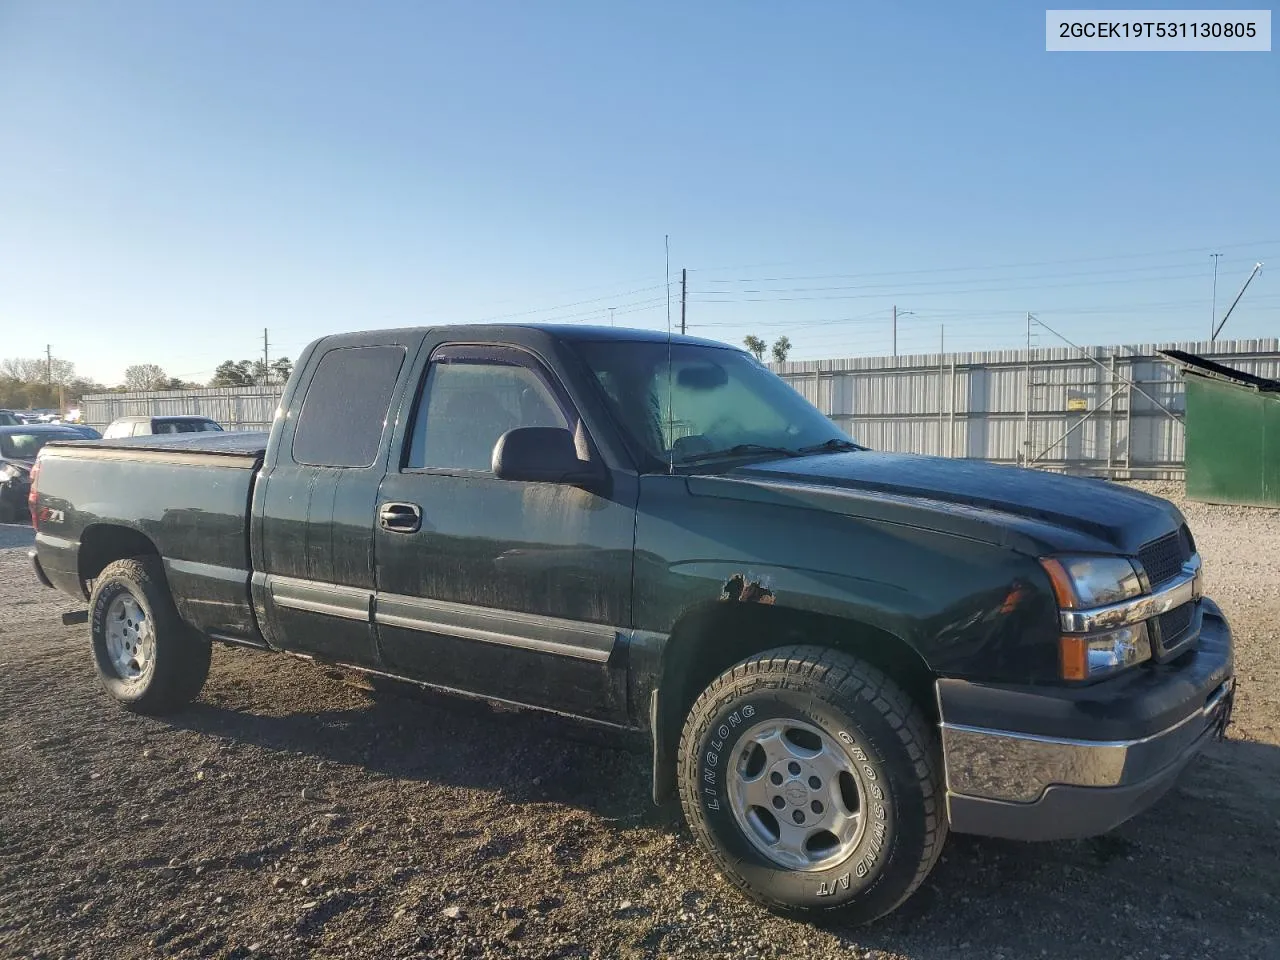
xmin=89 ymin=557 xmax=212 ymax=714
xmin=677 ymin=645 xmax=946 ymax=923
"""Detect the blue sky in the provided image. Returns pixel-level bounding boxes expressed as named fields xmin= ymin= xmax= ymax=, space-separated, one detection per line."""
xmin=0 ymin=1 xmax=1276 ymax=384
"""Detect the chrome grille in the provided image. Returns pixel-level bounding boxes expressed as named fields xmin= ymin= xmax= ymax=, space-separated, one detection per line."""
xmin=1138 ymin=529 xmax=1192 ymax=588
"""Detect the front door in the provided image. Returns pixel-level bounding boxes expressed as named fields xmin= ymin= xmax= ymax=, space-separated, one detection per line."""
xmin=373 ymin=342 xmax=636 ymax=721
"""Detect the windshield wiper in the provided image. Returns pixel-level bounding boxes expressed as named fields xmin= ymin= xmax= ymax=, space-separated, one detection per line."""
xmin=677 ymin=443 xmax=805 ymax=465
xmin=795 ymin=438 xmax=864 ymax=455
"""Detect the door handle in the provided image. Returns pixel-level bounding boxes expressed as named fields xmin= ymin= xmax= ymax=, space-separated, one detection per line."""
xmin=378 ymin=501 xmax=422 ymax=533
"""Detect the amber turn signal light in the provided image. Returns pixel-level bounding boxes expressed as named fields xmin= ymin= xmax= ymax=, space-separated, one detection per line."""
xmin=1040 ymin=558 xmax=1078 ymax=609
xmin=1059 ymin=635 xmax=1090 ymax=681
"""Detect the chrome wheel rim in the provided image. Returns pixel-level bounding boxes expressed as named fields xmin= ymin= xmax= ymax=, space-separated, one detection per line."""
xmin=104 ymin=594 xmax=154 ymax=683
xmin=727 ymin=717 xmax=866 ymax=871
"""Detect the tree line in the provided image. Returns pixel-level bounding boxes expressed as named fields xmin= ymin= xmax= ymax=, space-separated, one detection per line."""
xmin=0 ymin=355 xmax=293 ymax=411
xmin=742 ymin=335 xmax=791 ymax=363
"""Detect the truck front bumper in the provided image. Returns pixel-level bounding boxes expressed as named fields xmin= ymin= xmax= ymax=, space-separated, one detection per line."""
xmin=937 ymin=598 xmax=1234 ymax=841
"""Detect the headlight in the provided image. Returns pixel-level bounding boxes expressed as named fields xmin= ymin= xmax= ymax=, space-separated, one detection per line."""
xmin=1040 ymin=555 xmax=1143 ymax=609
xmin=1059 ymin=623 xmax=1152 ymax=681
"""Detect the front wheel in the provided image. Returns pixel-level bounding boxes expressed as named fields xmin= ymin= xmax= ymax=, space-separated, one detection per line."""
xmin=89 ymin=557 xmax=211 ymax=714
xmin=677 ymin=646 xmax=946 ymax=923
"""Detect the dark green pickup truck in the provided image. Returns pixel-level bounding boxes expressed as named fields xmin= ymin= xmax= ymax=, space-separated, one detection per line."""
xmin=28 ymin=325 xmax=1233 ymax=922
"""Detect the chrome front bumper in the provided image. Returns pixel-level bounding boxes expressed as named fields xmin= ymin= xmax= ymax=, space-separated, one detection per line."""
xmin=938 ymin=600 xmax=1233 ymax=841
xmin=943 ymin=679 xmax=1231 ymax=803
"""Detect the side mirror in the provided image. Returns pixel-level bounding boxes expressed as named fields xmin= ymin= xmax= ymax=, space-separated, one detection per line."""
xmin=492 ymin=427 xmax=602 ymax=488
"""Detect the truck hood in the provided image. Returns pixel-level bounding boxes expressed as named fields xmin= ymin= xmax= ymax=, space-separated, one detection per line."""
xmin=719 ymin=451 xmax=1183 ymax=555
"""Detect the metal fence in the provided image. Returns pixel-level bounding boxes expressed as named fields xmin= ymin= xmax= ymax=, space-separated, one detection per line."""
xmin=80 ymin=337 xmax=1280 ymax=478
xmin=774 ymin=337 xmax=1280 ymax=478
xmin=79 ymin=386 xmax=284 ymax=432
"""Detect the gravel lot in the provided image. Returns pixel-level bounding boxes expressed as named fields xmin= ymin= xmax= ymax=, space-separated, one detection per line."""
xmin=1 ymin=482 xmax=1278 ymax=959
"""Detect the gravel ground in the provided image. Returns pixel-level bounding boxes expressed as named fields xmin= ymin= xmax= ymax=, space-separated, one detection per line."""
xmin=1 ymin=482 xmax=1278 ymax=960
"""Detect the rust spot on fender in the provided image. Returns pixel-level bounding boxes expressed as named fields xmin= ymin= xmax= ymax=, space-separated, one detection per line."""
xmin=721 ymin=573 xmax=775 ymax=604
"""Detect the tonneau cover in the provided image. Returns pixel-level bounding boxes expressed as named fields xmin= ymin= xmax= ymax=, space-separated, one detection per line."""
xmin=45 ymin=431 xmax=269 ymax=458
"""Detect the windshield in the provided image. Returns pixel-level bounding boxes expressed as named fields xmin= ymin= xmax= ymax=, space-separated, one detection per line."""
xmin=0 ymin=432 xmax=68 ymax=460
xmin=155 ymin=419 xmax=223 ymax=433
xmin=574 ymin=340 xmax=850 ymax=470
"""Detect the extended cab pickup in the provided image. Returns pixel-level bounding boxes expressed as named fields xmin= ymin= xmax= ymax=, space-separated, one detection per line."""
xmin=29 ymin=325 xmax=1234 ymax=922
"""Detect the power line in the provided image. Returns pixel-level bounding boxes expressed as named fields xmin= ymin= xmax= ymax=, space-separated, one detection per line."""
xmin=687 ymin=269 xmax=1233 ymax=304
xmin=687 ymin=238 xmax=1280 ymax=279
xmin=691 ymin=259 xmax=1269 ymax=293
xmin=696 ymin=258 xmax=1244 ymax=287
xmin=471 ymin=282 xmax=673 ymax=323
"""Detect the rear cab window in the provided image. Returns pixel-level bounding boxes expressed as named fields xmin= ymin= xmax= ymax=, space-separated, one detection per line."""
xmin=292 ymin=346 xmax=408 ymax=467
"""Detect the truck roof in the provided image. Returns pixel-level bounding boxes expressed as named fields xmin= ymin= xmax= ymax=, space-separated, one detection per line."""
xmin=314 ymin=324 xmax=741 ymax=352
xmin=516 ymin=324 xmax=740 ymax=351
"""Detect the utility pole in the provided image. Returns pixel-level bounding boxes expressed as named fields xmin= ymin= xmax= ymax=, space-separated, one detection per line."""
xmin=1210 ymin=253 xmax=1222 ymax=341
xmin=892 ymin=305 xmax=897 ymax=358
xmin=1023 ymin=313 xmax=1033 ymax=467
xmin=262 ymin=328 xmax=270 ymax=386
xmin=46 ymin=344 xmax=52 ymax=384
xmin=680 ymin=268 xmax=687 ymax=336
xmin=938 ymin=325 xmax=945 ymax=457
xmin=608 ymin=307 xmax=615 ymax=327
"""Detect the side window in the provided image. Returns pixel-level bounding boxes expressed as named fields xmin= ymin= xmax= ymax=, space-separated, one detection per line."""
xmin=132 ymin=421 xmax=151 ymax=436
xmin=103 ymin=422 xmax=126 ymax=439
xmin=292 ymin=345 xmax=407 ymax=467
xmin=406 ymin=359 xmax=568 ymax=471
xmin=154 ymin=421 xmax=179 ymax=434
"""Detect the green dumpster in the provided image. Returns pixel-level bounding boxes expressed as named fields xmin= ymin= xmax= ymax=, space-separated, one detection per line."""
xmin=1161 ymin=349 xmax=1280 ymax=507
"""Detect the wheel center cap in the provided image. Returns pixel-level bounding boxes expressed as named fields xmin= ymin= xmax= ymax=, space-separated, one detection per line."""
xmin=783 ymin=781 xmax=808 ymax=805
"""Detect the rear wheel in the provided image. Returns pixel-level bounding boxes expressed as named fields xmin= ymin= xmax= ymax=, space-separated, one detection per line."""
xmin=89 ymin=557 xmax=211 ymax=714
xmin=678 ymin=646 xmax=946 ymax=923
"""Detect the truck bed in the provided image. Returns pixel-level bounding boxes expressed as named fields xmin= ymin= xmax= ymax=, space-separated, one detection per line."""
xmin=34 ymin=431 xmax=269 ymax=646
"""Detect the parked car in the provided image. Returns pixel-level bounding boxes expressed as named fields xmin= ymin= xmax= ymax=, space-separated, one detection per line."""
xmin=26 ymin=325 xmax=1233 ymax=922
xmin=0 ymin=410 xmax=22 ymax=426
xmin=102 ymin=416 xmax=223 ymax=439
xmin=0 ymin=425 xmax=86 ymax=522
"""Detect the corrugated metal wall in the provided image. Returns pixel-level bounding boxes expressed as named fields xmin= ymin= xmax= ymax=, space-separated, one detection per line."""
xmin=773 ymin=338 xmax=1280 ymax=478
xmin=79 ymin=386 xmax=284 ymax=432
xmin=80 ymin=338 xmax=1280 ymax=477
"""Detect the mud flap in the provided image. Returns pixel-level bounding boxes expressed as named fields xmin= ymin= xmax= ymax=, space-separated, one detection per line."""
xmin=651 ymin=688 xmax=676 ymax=804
